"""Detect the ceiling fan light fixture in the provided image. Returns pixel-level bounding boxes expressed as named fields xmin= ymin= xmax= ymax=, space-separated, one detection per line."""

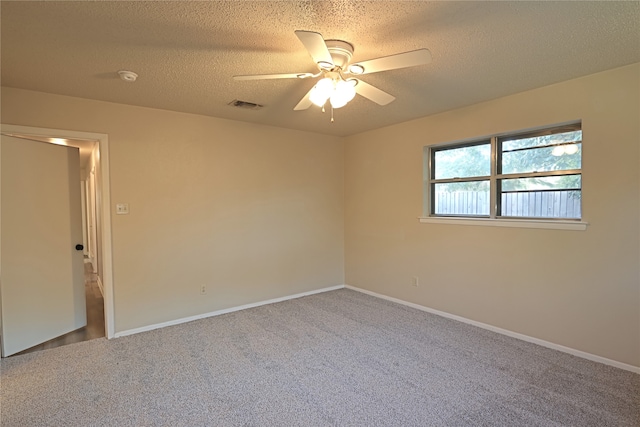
xmin=330 ymin=79 xmax=357 ymax=108
xmin=348 ymin=64 xmax=365 ymax=75
xmin=310 ymin=77 xmax=334 ymax=106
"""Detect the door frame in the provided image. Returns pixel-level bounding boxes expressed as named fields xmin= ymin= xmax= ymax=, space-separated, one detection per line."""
xmin=0 ymin=124 xmax=115 ymax=339
xmin=85 ymin=156 xmax=99 ymax=274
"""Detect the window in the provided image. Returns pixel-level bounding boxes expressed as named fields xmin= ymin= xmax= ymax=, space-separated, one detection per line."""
xmin=426 ymin=123 xmax=582 ymax=221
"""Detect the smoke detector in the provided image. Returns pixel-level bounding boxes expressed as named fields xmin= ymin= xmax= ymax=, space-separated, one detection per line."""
xmin=118 ymin=70 xmax=138 ymax=82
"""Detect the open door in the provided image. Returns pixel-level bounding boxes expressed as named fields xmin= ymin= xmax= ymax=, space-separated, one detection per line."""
xmin=0 ymin=135 xmax=86 ymax=356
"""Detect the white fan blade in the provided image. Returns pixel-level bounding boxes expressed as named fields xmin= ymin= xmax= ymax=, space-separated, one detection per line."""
xmin=351 ymin=49 xmax=431 ymax=75
xmin=295 ymin=30 xmax=334 ymax=68
xmin=354 ymin=79 xmax=395 ymax=105
xmin=234 ymin=72 xmax=314 ymax=81
xmin=294 ymin=87 xmax=314 ymax=110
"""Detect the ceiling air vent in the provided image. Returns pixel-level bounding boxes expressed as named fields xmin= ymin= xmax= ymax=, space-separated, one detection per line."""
xmin=228 ymin=99 xmax=264 ymax=110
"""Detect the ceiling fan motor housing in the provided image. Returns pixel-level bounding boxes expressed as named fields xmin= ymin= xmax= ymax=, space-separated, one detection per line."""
xmin=324 ymin=40 xmax=354 ymax=69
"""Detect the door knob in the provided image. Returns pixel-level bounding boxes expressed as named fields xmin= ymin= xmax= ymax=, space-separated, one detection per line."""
xmin=75 ymin=244 xmax=84 ymax=251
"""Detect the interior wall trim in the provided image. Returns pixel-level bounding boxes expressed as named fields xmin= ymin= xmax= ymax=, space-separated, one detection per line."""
xmin=114 ymin=285 xmax=346 ymax=338
xmin=345 ymin=285 xmax=640 ymax=374
xmin=96 ymin=276 xmax=104 ymax=298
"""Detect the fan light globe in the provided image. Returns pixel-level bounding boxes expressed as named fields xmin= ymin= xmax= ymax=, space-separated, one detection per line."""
xmin=310 ymin=77 xmax=334 ymax=106
xmin=330 ymin=80 xmax=357 ymax=108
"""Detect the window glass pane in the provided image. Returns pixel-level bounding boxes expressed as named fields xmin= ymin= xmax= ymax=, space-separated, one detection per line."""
xmin=434 ymin=143 xmax=490 ymax=179
xmin=500 ymin=175 xmax=581 ymax=219
xmin=433 ymin=181 xmax=489 ymax=216
xmin=501 ymin=190 xmax=581 ymax=219
xmin=501 ymin=143 xmax=581 ymax=174
xmin=502 ymin=130 xmax=581 ymax=151
xmin=501 ymin=175 xmax=581 ymax=192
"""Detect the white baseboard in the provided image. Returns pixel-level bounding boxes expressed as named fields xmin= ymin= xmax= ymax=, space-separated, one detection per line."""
xmin=114 ymin=285 xmax=346 ymax=338
xmin=96 ymin=276 xmax=104 ymax=298
xmin=111 ymin=282 xmax=638 ymax=373
xmin=345 ymin=285 xmax=640 ymax=374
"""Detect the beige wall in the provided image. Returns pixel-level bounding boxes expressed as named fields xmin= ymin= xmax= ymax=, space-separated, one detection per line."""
xmin=1 ymin=88 xmax=345 ymax=332
xmin=345 ymin=63 xmax=640 ymax=367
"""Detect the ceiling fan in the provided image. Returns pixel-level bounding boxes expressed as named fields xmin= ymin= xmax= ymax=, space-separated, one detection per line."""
xmin=234 ymin=30 xmax=431 ymax=114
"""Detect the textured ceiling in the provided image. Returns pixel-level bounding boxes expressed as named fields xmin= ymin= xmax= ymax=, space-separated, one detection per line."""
xmin=2 ymin=1 xmax=639 ymax=137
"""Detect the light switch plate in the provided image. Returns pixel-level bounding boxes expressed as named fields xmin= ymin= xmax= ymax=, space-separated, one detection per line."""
xmin=116 ymin=203 xmax=129 ymax=215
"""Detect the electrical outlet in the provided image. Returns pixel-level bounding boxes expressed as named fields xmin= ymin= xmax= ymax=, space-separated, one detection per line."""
xmin=200 ymin=285 xmax=207 ymax=295
xmin=412 ymin=276 xmax=419 ymax=287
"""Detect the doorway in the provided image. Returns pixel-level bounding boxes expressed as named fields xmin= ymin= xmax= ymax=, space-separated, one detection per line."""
xmin=0 ymin=124 xmax=115 ymax=350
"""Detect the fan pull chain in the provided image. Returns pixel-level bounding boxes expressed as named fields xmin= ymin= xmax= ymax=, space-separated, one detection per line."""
xmin=319 ymin=103 xmax=335 ymax=123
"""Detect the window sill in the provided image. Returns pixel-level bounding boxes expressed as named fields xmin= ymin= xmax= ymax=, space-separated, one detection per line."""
xmin=418 ymin=216 xmax=588 ymax=231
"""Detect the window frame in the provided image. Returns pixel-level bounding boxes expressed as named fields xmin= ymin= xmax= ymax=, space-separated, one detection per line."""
xmin=428 ymin=139 xmax=492 ymax=218
xmin=423 ymin=123 xmax=587 ymax=229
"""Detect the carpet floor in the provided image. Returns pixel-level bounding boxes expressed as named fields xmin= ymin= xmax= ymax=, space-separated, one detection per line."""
xmin=1 ymin=289 xmax=638 ymax=426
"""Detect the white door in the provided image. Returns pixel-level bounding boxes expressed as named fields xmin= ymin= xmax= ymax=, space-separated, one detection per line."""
xmin=0 ymin=135 xmax=86 ymax=356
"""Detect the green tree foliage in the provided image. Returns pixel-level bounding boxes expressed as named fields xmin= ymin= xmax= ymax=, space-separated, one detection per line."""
xmin=434 ymin=143 xmax=490 ymax=181
xmin=434 ymin=131 xmax=582 ymax=192
xmin=502 ymin=131 xmax=581 ymax=191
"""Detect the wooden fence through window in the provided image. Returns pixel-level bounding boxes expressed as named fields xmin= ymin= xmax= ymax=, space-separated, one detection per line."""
xmin=434 ymin=191 xmax=581 ymax=218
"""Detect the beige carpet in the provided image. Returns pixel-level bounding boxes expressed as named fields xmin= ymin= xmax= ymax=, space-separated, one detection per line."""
xmin=1 ymin=289 xmax=638 ymax=426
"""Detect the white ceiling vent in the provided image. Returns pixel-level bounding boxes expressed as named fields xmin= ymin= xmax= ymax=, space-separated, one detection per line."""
xmin=228 ymin=99 xmax=264 ymax=110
